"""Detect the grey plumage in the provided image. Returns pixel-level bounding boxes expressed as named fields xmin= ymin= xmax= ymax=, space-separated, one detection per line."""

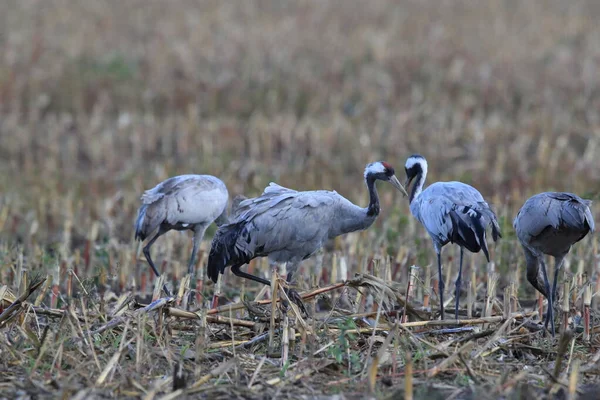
xmin=134 ymin=174 xmax=231 ymax=297
xmin=404 ymin=154 xmax=501 ymax=320
xmin=514 ymin=191 xmax=595 ymax=336
xmin=207 ymin=161 xmax=408 ymax=312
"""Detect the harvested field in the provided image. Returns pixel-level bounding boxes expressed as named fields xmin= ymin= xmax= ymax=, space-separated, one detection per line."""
xmin=1 ymin=1 xmax=600 ymax=399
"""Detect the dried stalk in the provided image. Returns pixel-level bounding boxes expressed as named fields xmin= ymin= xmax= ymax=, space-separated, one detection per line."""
xmin=0 ymin=277 xmax=46 ymax=326
xmin=423 ymin=264 xmax=431 ymax=309
xmin=553 ymin=329 xmax=574 ymax=381
xmin=562 ymin=280 xmax=569 ymax=334
xmin=208 ymin=281 xmax=346 ymax=315
xmin=405 ymin=350 xmax=413 ymax=400
xmin=503 ymin=286 xmax=511 ymax=320
xmin=583 ymin=281 xmax=592 ymax=342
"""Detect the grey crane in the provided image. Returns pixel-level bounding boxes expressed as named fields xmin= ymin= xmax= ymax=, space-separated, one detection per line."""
xmin=135 ymin=174 xmax=237 ymax=297
xmin=513 ymin=192 xmax=595 ymax=336
xmin=403 ymin=154 xmax=502 ymax=320
xmin=207 ymin=161 xmax=408 ymax=313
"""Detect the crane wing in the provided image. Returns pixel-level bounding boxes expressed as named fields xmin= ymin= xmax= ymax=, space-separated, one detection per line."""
xmin=516 ymin=192 xmax=595 ymax=239
xmin=207 ymin=189 xmax=339 ymax=282
xmin=414 ymin=196 xmax=454 ymax=245
xmin=415 ymin=194 xmax=491 ymax=258
xmin=141 ymin=175 xmax=223 ymax=204
xmin=138 ymin=175 xmax=228 ymax=228
xmin=424 ymin=182 xmax=502 ymax=240
xmin=425 ymin=182 xmax=486 ymax=205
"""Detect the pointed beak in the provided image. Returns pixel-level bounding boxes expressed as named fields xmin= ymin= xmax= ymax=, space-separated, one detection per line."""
xmin=389 ymin=175 xmax=408 ymax=197
xmin=405 ymin=176 xmax=414 ymax=191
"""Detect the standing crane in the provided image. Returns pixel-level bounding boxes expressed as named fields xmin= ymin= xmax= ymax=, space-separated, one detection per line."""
xmin=514 ymin=192 xmax=595 ymax=336
xmin=135 ymin=174 xmax=236 ymax=297
xmin=403 ymin=154 xmax=502 ymax=320
xmin=207 ymin=161 xmax=408 ymax=313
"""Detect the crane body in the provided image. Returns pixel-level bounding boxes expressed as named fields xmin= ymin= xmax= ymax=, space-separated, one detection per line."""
xmin=404 ymin=154 xmax=501 ymax=320
xmin=207 ymin=161 xmax=408 ymax=313
xmin=135 ymin=174 xmax=231 ymax=297
xmin=514 ymin=191 xmax=594 ymax=336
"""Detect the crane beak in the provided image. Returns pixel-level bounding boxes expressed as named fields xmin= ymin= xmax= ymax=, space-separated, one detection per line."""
xmin=389 ymin=175 xmax=408 ymax=197
xmin=405 ymin=176 xmax=414 ymax=190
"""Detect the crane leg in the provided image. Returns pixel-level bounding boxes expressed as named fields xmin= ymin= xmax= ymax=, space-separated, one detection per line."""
xmin=184 ymin=225 xmax=206 ymax=309
xmin=284 ymin=270 xmax=307 ymax=316
xmin=454 ymin=247 xmax=464 ymax=320
xmin=544 ymin=255 xmax=565 ymax=335
xmin=230 ymin=264 xmax=271 ymax=286
xmin=539 ymin=258 xmax=555 ymax=336
xmin=188 ymin=226 xmax=207 ymax=277
xmin=142 ymin=227 xmax=171 ymax=296
xmin=437 ymin=251 xmax=445 ymax=320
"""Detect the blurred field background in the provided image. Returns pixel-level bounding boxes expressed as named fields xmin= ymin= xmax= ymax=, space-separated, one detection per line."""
xmin=2 ymin=0 xmax=600 ymax=398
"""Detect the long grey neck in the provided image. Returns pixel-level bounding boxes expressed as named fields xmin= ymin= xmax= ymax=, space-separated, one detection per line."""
xmin=523 ymin=245 xmax=547 ymax=297
xmin=366 ymin=176 xmax=380 ymax=217
xmin=409 ymin=171 xmax=426 ymax=203
xmin=328 ymin=176 xmax=379 ymax=238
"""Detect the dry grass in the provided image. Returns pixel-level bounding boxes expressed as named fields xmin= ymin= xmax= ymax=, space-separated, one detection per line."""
xmin=2 ymin=0 xmax=600 ymax=398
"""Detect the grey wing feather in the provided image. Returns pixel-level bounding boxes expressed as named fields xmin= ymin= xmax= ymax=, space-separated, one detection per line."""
xmin=515 ymin=192 xmax=595 ymax=239
xmin=207 ymin=189 xmax=338 ymax=282
xmin=413 ymin=196 xmax=455 ymax=245
xmin=424 ymin=182 xmax=502 ymax=240
xmin=141 ymin=175 xmax=218 ymax=204
xmin=262 ymin=182 xmax=298 ymax=196
xmin=135 ymin=175 xmax=227 ymax=240
xmin=547 ymin=192 xmax=595 ymax=233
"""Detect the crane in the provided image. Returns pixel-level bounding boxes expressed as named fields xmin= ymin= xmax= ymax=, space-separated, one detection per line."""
xmin=403 ymin=154 xmax=502 ymax=320
xmin=135 ymin=174 xmax=237 ymax=297
xmin=207 ymin=161 xmax=408 ymax=313
xmin=514 ymin=192 xmax=595 ymax=336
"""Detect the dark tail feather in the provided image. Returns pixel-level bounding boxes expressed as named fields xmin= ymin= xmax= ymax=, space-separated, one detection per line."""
xmin=449 ymin=207 xmax=490 ymax=261
xmin=491 ymin=222 xmax=502 ymax=241
xmin=486 ymin=211 xmax=502 ymax=242
xmin=134 ymin=204 xmax=148 ymax=241
xmin=207 ymin=223 xmax=250 ymax=283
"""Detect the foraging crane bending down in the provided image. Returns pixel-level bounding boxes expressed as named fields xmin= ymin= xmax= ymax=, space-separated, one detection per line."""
xmin=404 ymin=154 xmax=502 ymax=320
xmin=135 ymin=174 xmax=234 ymax=296
xmin=514 ymin=192 xmax=594 ymax=336
xmin=207 ymin=161 xmax=408 ymax=313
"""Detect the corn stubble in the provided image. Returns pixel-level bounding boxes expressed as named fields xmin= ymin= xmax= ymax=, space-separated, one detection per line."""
xmin=1 ymin=0 xmax=600 ymax=398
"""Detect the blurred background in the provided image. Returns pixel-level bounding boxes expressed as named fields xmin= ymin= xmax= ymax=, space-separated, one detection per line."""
xmin=1 ymin=0 xmax=600 ymax=300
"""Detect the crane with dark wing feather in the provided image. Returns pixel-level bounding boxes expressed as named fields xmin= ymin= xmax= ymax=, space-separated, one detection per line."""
xmin=207 ymin=161 xmax=408 ymax=313
xmin=403 ymin=154 xmax=502 ymax=320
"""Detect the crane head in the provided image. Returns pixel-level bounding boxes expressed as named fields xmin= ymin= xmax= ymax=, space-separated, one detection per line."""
xmin=404 ymin=154 xmax=427 ymax=189
xmin=364 ymin=161 xmax=408 ymax=197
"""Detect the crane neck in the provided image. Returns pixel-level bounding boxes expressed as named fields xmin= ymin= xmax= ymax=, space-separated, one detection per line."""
xmin=409 ymin=171 xmax=426 ymax=203
xmin=366 ymin=176 xmax=380 ymax=217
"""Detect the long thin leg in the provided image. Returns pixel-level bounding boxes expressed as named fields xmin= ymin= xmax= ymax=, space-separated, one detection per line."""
xmin=437 ymin=251 xmax=445 ymax=320
xmin=454 ymin=247 xmax=464 ymax=320
xmin=232 ymin=262 xmax=308 ymax=316
xmin=143 ymin=227 xmax=171 ymax=296
xmin=231 ymin=264 xmax=271 ymax=286
xmin=283 ymin=264 xmax=307 ymax=315
xmin=185 ymin=225 xmax=207 ymax=308
xmin=187 ymin=225 xmax=207 ymax=278
xmin=544 ymin=255 xmax=566 ymax=335
xmin=539 ymin=258 xmax=555 ymax=336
